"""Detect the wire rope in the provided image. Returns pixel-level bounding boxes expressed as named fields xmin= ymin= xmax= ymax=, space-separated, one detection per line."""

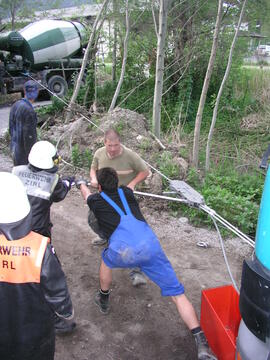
xmin=210 ymin=214 xmax=239 ymax=293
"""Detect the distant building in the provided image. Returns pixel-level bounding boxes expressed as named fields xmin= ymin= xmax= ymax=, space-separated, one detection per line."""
xmin=1 ymin=4 xmax=101 ymax=24
xmin=256 ymin=44 xmax=270 ymax=57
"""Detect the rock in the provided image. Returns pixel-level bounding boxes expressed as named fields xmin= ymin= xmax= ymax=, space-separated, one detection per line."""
xmin=176 ymin=157 xmax=189 ymax=178
xmin=147 ymin=172 xmax=163 ymax=193
xmin=136 ymin=134 xmax=149 ymax=144
xmin=178 ymin=217 xmax=189 ymax=224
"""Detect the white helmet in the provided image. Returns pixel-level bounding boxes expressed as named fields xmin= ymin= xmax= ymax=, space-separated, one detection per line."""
xmin=28 ymin=140 xmax=56 ymax=169
xmin=0 ymin=172 xmax=30 ymax=223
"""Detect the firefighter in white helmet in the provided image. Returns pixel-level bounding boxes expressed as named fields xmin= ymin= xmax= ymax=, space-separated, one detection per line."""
xmin=0 ymin=172 xmax=75 ymax=360
xmin=12 ymin=140 xmax=74 ymax=239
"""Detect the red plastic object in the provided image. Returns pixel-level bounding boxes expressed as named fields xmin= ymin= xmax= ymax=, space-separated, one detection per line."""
xmin=200 ymin=285 xmax=241 ymax=360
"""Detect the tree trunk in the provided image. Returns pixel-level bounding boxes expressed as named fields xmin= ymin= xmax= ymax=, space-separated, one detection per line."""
xmin=65 ymin=0 xmax=110 ymax=122
xmin=152 ymin=0 xmax=170 ymax=139
xmin=205 ymin=0 xmax=247 ymax=171
xmin=83 ymin=13 xmax=107 ymax=108
xmin=192 ymin=0 xmax=223 ymax=169
xmin=151 ymin=0 xmax=158 ymax=38
xmin=11 ymin=3 xmax=16 ymax=30
xmin=112 ymin=0 xmax=117 ymax=82
xmin=109 ymin=0 xmax=130 ymax=112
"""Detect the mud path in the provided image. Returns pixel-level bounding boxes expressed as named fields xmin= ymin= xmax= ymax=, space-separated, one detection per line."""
xmin=53 ymin=190 xmax=249 ymax=360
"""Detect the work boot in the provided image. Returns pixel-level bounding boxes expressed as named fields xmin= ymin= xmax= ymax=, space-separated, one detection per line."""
xmin=194 ymin=331 xmax=217 ymax=360
xmin=94 ymin=290 xmax=110 ymax=314
xmin=129 ymin=269 xmax=147 ymax=287
xmin=91 ymin=236 xmax=107 ymax=246
xmin=54 ymin=315 xmax=76 ymax=335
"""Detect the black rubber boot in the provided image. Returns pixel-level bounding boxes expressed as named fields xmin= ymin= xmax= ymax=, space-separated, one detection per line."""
xmin=94 ymin=290 xmax=110 ymax=314
xmin=193 ymin=331 xmax=217 ymax=360
xmin=54 ymin=315 xmax=76 ymax=335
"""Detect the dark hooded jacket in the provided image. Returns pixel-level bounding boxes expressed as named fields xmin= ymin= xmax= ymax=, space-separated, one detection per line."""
xmin=0 ymin=211 xmax=73 ymax=360
xmin=9 ymin=98 xmax=37 ymax=165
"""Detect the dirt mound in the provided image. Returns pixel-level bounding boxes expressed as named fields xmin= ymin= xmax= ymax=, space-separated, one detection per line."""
xmin=47 ymin=108 xmax=160 ymax=159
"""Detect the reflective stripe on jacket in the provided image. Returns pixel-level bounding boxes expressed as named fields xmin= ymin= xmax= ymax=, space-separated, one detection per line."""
xmin=12 ymin=165 xmax=68 ymax=238
xmin=12 ymin=165 xmax=59 ymax=201
xmin=0 ymin=232 xmax=54 ymax=360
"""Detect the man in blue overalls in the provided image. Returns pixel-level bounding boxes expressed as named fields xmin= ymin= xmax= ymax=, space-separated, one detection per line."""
xmin=76 ymin=167 xmax=217 ymax=360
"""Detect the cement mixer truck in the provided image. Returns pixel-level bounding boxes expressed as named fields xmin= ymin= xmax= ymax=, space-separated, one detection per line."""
xmin=0 ymin=19 xmax=88 ymax=97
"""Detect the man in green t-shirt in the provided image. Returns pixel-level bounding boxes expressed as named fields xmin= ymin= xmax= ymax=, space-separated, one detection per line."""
xmin=89 ymin=128 xmax=150 ymax=286
xmin=90 ymin=129 xmax=149 ymax=190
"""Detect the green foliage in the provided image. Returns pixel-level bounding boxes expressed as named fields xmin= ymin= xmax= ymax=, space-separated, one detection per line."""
xmin=175 ymin=169 xmax=264 ymax=236
xmin=96 ymin=80 xmax=117 ymax=109
xmin=164 ymin=65 xmax=270 ymax=235
xmin=139 ymin=138 xmax=152 ymax=151
xmin=114 ymin=119 xmax=125 ymax=135
xmin=71 ymin=145 xmax=93 ymax=169
xmin=157 ymin=151 xmax=179 ymax=186
xmin=81 ymin=65 xmax=95 ymax=106
xmin=161 ymin=68 xmax=195 ymax=132
xmin=36 ymin=96 xmax=65 ymax=116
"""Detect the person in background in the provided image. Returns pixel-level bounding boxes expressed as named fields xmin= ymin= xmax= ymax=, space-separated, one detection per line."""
xmin=89 ymin=128 xmax=150 ymax=286
xmin=0 ymin=172 xmax=75 ymax=360
xmin=90 ymin=128 xmax=149 ymax=191
xmin=9 ymin=80 xmax=39 ymax=165
xmin=12 ymin=140 xmax=74 ymax=240
xmin=0 ymin=58 xmax=5 ymax=94
xmin=76 ymin=167 xmax=217 ymax=360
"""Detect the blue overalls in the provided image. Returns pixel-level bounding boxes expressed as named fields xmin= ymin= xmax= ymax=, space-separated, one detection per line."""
xmin=101 ymin=188 xmax=185 ymax=296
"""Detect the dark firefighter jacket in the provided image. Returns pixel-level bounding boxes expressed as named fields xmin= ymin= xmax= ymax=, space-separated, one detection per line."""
xmin=12 ymin=165 xmax=69 ymax=238
xmin=9 ymin=98 xmax=37 ymax=165
xmin=0 ymin=231 xmax=73 ymax=360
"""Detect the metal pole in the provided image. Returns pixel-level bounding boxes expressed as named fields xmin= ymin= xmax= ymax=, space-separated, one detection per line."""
xmin=134 ymin=191 xmax=188 ymax=204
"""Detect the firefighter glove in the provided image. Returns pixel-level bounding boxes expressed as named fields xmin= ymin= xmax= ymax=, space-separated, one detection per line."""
xmin=62 ymin=176 xmax=75 ymax=190
xmin=75 ymin=179 xmax=88 ymax=189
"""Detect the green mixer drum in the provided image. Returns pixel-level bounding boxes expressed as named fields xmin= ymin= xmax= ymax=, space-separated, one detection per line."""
xmin=19 ymin=19 xmax=87 ymax=69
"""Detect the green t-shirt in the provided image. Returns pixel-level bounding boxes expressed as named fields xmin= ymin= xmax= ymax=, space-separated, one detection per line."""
xmin=91 ymin=146 xmax=148 ymax=186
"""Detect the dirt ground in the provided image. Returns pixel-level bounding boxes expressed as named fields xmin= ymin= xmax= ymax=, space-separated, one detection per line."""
xmin=0 ymin=152 xmax=252 ymax=360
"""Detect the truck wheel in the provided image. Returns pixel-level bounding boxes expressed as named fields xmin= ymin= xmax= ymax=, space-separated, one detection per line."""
xmin=48 ymin=75 xmax=68 ymax=97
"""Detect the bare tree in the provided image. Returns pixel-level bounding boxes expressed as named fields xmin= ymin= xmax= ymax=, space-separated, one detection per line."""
xmin=109 ymin=0 xmax=130 ymax=112
xmin=205 ymin=0 xmax=247 ymax=171
xmin=1 ymin=0 xmax=24 ymax=30
xmin=83 ymin=13 xmax=107 ymax=107
xmin=192 ymin=0 xmax=224 ymax=169
xmin=152 ymin=0 xmax=170 ymax=139
xmin=151 ymin=0 xmax=158 ymax=38
xmin=112 ymin=0 xmax=118 ymax=82
xmin=66 ymin=0 xmax=110 ymax=122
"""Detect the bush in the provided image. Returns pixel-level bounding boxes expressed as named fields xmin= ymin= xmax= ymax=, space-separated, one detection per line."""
xmin=157 ymin=151 xmax=180 ymax=186
xmin=36 ymin=96 xmax=66 ymax=116
xmin=170 ymin=168 xmax=264 ymax=236
xmin=71 ymin=145 xmax=93 ymax=169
